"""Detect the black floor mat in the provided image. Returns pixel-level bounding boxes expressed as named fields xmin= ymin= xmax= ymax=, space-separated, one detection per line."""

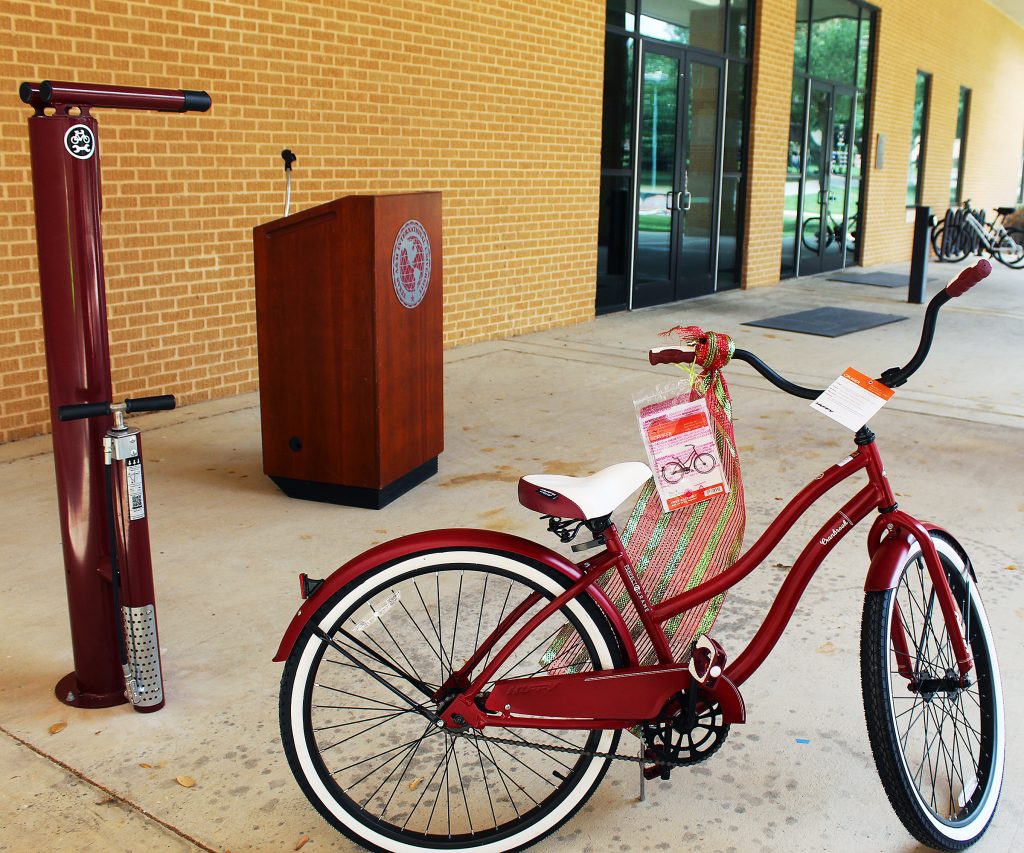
xmin=743 ymin=307 xmax=908 ymax=338
xmin=826 ymin=271 xmax=909 ymax=287
xmin=826 ymin=270 xmax=941 ymax=288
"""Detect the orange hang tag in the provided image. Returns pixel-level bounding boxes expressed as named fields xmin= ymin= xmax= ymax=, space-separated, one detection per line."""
xmin=811 ymin=367 xmax=895 ymax=431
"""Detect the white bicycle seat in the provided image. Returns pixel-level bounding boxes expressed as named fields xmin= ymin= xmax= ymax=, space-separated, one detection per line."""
xmin=518 ymin=461 xmax=653 ymax=521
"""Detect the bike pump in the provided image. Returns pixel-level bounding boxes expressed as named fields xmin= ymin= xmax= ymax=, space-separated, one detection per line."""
xmin=20 ymin=81 xmax=211 ymax=711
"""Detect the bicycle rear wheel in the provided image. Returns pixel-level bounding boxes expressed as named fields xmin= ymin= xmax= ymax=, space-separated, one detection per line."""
xmin=860 ymin=532 xmax=1004 ymax=850
xmin=280 ymin=547 xmax=625 ymax=852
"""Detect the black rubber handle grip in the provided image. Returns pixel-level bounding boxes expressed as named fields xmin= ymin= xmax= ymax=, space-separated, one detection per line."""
xmin=945 ymin=258 xmax=991 ymax=297
xmin=58 ymin=401 xmax=111 ymax=421
xmin=125 ymin=394 xmax=176 ymax=413
xmin=649 ymin=347 xmax=696 ymax=365
xmin=181 ymin=90 xmax=212 ymax=112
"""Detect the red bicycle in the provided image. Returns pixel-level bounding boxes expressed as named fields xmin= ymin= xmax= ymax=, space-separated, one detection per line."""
xmin=275 ymin=260 xmax=1003 ymax=853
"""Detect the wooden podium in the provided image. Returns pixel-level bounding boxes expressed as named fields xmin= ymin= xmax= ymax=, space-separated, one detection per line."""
xmin=253 ymin=192 xmax=443 ymax=509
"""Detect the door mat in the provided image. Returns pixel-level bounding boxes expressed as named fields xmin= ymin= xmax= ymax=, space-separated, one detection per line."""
xmin=826 ymin=271 xmax=941 ymax=288
xmin=743 ymin=307 xmax=907 ymax=338
xmin=826 ymin=271 xmax=909 ymax=287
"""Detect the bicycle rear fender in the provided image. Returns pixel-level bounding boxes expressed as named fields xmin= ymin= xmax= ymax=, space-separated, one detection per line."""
xmin=864 ymin=517 xmax=974 ymax=592
xmin=273 ymin=529 xmax=640 ymax=665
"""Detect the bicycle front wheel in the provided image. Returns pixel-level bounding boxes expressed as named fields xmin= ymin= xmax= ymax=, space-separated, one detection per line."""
xmin=995 ymin=228 xmax=1024 ymax=268
xmin=280 ymin=547 xmax=625 ymax=853
xmin=802 ymin=217 xmax=831 ymax=252
xmin=860 ymin=532 xmax=1004 ymax=850
xmin=692 ymin=453 xmax=716 ymax=474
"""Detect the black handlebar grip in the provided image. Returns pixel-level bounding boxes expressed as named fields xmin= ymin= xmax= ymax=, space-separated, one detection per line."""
xmin=649 ymin=347 xmax=696 ymax=365
xmin=58 ymin=401 xmax=112 ymax=421
xmin=124 ymin=394 xmax=176 ymax=414
xmin=181 ymin=90 xmax=212 ymax=112
xmin=945 ymin=258 xmax=991 ymax=297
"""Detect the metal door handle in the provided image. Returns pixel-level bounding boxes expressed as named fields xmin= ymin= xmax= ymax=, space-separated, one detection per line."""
xmin=679 ymin=191 xmax=691 ymax=211
xmin=665 ymin=191 xmax=674 ymax=210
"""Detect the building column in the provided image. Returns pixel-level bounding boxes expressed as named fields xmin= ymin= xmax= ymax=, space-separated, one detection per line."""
xmin=742 ymin=0 xmax=797 ymax=288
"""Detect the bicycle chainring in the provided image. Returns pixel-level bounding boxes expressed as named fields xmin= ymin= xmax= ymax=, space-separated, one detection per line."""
xmin=641 ymin=694 xmax=730 ymax=771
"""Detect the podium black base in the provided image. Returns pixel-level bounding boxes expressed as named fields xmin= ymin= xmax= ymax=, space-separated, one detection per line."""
xmin=270 ymin=458 xmax=438 ymax=510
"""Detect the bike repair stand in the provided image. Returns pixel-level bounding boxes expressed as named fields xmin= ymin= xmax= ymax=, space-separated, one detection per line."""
xmin=20 ymin=80 xmax=211 ymax=711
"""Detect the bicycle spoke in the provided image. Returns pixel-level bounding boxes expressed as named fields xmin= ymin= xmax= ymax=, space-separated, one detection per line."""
xmin=483 ymin=581 xmax=515 ymax=671
xmin=449 ymin=571 xmax=464 ymax=680
xmin=314 ymin=709 xmax=411 ymax=733
xmin=379 ymin=721 xmax=435 ymax=820
xmin=451 ymin=738 xmax=474 ymax=835
xmin=353 ymin=722 xmax=432 ymax=804
xmin=402 ymin=735 xmax=454 ymax=832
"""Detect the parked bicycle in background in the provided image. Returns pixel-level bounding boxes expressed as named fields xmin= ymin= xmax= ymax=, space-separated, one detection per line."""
xmin=932 ymin=200 xmax=1024 ymax=268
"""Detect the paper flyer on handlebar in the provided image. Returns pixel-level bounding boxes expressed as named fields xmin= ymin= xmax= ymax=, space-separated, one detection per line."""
xmin=635 ymin=382 xmax=728 ymax=512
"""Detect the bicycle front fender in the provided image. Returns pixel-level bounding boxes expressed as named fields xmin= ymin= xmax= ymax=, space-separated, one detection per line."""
xmin=864 ymin=518 xmax=974 ymax=593
xmin=272 ymin=528 xmax=640 ymax=666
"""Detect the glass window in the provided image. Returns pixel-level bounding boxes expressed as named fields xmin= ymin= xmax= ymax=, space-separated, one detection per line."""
xmin=640 ymin=0 xmax=726 ymax=52
xmin=907 ymin=71 xmax=931 ymax=207
xmin=808 ymin=0 xmax=859 ymax=86
xmin=949 ymin=87 xmax=970 ymax=206
xmin=719 ymin=59 xmax=747 ymax=289
xmin=782 ymin=78 xmax=807 ymax=278
xmin=723 ymin=59 xmax=746 ymax=174
xmin=794 ymin=0 xmax=810 ymax=73
xmin=601 ymin=33 xmax=634 ymax=170
xmin=607 ymin=0 xmax=636 ymax=29
xmin=727 ymin=0 xmax=749 ymax=58
xmin=856 ymin=9 xmax=871 ymax=90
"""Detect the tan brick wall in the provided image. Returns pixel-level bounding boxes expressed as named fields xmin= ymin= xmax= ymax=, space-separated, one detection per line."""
xmin=3 ymin=1 xmax=1023 ymax=442
xmin=0 ymin=0 xmax=605 ymax=442
xmin=744 ymin=0 xmax=1024 ymax=280
xmin=859 ymin=0 xmax=1024 ymax=265
xmin=743 ymin=0 xmax=797 ymax=287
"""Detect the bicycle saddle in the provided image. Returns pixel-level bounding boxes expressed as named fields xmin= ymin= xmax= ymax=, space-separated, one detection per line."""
xmin=518 ymin=461 xmax=652 ymax=521
xmin=996 ymin=206 xmax=1016 ymax=216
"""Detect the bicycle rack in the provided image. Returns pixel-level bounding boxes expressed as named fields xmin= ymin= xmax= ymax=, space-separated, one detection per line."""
xmin=20 ymin=81 xmax=210 ymax=710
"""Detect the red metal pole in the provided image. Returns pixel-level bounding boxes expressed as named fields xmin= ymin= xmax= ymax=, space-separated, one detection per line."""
xmin=21 ymin=81 xmax=210 ymax=709
xmin=25 ymin=100 xmax=124 ymax=707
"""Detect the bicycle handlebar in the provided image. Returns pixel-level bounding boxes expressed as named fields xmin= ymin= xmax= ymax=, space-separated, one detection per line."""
xmin=20 ymin=81 xmax=211 ymax=113
xmin=58 ymin=395 xmax=177 ymax=422
xmin=945 ymin=258 xmax=990 ymax=297
xmin=649 ymin=259 xmax=993 ymax=397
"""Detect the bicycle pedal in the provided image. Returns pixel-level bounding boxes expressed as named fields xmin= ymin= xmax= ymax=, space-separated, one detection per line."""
xmin=642 ymin=748 xmax=672 ymax=781
xmin=689 ymin=635 xmax=727 ymax=685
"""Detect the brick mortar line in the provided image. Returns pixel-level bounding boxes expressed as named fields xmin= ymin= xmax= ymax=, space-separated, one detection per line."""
xmin=0 ymin=724 xmax=218 ymax=853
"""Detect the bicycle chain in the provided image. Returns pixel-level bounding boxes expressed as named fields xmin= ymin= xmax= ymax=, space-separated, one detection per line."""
xmin=448 ymin=727 xmax=706 ymax=769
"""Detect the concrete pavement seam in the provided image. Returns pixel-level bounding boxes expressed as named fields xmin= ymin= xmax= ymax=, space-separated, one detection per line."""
xmin=0 ymin=724 xmax=216 ymax=853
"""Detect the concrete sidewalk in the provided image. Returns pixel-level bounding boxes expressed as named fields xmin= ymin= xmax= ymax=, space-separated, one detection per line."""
xmin=1 ymin=259 xmax=1022 ymax=853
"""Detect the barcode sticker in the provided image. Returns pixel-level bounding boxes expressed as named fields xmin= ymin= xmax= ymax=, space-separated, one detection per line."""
xmin=126 ymin=457 xmax=146 ymax=521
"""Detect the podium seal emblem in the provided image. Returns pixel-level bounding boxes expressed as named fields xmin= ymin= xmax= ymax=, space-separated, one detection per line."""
xmin=391 ymin=219 xmax=431 ymax=309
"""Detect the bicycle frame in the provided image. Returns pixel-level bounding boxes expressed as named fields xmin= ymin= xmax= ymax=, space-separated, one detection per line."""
xmin=437 ymin=434 xmax=974 ymax=733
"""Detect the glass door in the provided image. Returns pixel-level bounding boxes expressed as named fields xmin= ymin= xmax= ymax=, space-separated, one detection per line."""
xmin=634 ymin=46 xmax=683 ymax=308
xmin=678 ymin=53 xmax=725 ymax=298
xmin=633 ymin=45 xmax=725 ymax=308
xmin=798 ymin=82 xmax=855 ymax=276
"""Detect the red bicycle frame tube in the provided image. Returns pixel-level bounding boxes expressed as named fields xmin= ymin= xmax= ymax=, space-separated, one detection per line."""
xmin=452 ymin=437 xmax=973 ymax=728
